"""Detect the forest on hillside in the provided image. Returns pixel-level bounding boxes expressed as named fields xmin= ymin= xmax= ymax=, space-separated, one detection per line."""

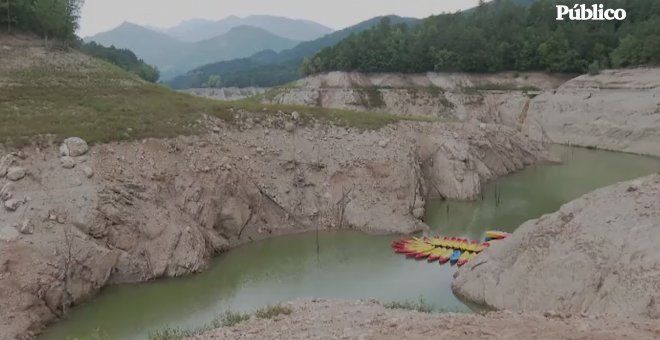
xmin=79 ymin=42 xmax=160 ymax=82
xmin=303 ymin=0 xmax=660 ymax=75
xmin=0 ymin=0 xmax=82 ymax=42
xmin=1 ymin=0 xmax=160 ymax=82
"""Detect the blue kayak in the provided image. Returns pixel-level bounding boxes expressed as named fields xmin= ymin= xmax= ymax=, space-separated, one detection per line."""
xmin=450 ymin=250 xmax=461 ymax=265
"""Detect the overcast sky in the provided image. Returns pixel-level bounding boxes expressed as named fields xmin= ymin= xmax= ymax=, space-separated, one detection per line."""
xmin=79 ymin=0 xmax=481 ymax=37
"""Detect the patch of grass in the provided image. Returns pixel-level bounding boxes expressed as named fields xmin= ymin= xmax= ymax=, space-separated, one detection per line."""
xmin=465 ymin=82 xmax=541 ymax=92
xmin=1 ymin=51 xmax=446 ymax=147
xmin=147 ymin=311 xmax=250 ymax=340
xmin=254 ymin=304 xmax=293 ymax=319
xmin=383 ymin=297 xmax=434 ymax=313
xmin=220 ymin=310 xmax=251 ymax=327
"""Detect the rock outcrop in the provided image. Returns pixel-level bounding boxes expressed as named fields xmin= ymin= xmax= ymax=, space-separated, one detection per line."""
xmin=266 ymin=72 xmax=568 ymax=124
xmin=0 ymin=115 xmax=551 ymax=339
xmin=179 ymin=87 xmax=266 ymax=101
xmin=453 ymin=174 xmax=660 ymax=319
xmin=524 ymin=68 xmax=660 ymax=157
xmin=190 ymin=299 xmax=660 ymax=340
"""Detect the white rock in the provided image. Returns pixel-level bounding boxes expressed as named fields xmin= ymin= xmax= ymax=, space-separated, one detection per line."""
xmin=83 ymin=166 xmax=94 ymax=178
xmin=285 ymin=122 xmax=296 ymax=133
xmin=60 ymin=156 xmax=76 ymax=169
xmin=4 ymin=199 xmax=20 ymax=211
xmin=63 ymin=137 xmax=89 ymax=157
xmin=378 ymin=139 xmax=389 ymax=148
xmin=413 ymin=208 xmax=425 ymax=219
xmin=59 ymin=143 xmax=70 ymax=157
xmin=0 ymin=154 xmax=17 ymax=178
xmin=0 ymin=226 xmax=19 ymax=241
xmin=292 ymin=111 xmax=300 ymax=120
xmin=0 ymin=182 xmax=14 ymax=201
xmin=6 ymin=167 xmax=26 ymax=181
xmin=19 ymin=219 xmax=33 ymax=235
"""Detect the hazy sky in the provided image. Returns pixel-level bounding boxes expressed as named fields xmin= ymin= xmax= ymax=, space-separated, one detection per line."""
xmin=79 ymin=0 xmax=481 ymax=37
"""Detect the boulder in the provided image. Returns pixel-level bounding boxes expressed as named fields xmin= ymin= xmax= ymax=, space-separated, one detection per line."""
xmin=453 ymin=174 xmax=660 ymax=319
xmin=63 ymin=137 xmax=89 ymax=157
xmin=6 ymin=167 xmax=25 ymax=181
xmin=59 ymin=143 xmax=70 ymax=157
xmin=0 ymin=153 xmax=16 ymax=178
xmin=0 ymin=182 xmax=13 ymax=201
xmin=83 ymin=166 xmax=94 ymax=178
xmin=285 ymin=122 xmax=295 ymax=133
xmin=3 ymin=199 xmax=21 ymax=211
xmin=19 ymin=219 xmax=33 ymax=235
xmin=60 ymin=156 xmax=76 ymax=169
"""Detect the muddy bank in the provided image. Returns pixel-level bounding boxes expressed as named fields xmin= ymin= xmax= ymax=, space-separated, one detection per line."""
xmin=523 ymin=68 xmax=660 ymax=157
xmin=453 ymin=174 xmax=660 ymax=319
xmin=189 ymin=299 xmax=660 ymax=340
xmin=0 ymin=114 xmax=550 ymax=339
xmin=266 ymin=71 xmax=568 ymax=125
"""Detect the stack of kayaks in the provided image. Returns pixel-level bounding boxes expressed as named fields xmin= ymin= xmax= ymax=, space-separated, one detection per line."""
xmin=391 ymin=231 xmax=509 ymax=267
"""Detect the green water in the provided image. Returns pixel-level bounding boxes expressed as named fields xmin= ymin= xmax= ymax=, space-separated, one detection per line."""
xmin=41 ymin=146 xmax=660 ymax=340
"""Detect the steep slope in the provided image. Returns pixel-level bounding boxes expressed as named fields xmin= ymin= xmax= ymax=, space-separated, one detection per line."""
xmin=164 ymin=15 xmax=333 ymax=42
xmin=85 ymin=22 xmax=184 ymax=73
xmin=453 ymin=174 xmax=660 ymax=319
xmin=523 ymin=68 xmax=660 ymax=157
xmin=86 ymin=23 xmax=300 ymax=80
xmin=167 ymin=15 xmax=419 ymax=89
xmin=0 ymin=36 xmax=554 ymax=338
xmin=266 ymin=71 xmax=568 ymax=124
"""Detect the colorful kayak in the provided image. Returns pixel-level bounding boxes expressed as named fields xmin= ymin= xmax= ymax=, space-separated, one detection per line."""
xmin=449 ymin=250 xmax=462 ymax=265
xmin=438 ymin=248 xmax=453 ymax=264
xmin=391 ymin=231 xmax=507 ymax=267
xmin=456 ymin=251 xmax=473 ymax=267
xmin=485 ymin=231 xmax=509 ymax=240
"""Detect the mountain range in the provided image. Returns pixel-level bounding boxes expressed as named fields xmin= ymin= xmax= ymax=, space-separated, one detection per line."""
xmin=86 ymin=22 xmax=301 ymax=80
xmin=160 ymin=15 xmax=333 ymax=42
xmin=166 ymin=15 xmax=419 ymax=89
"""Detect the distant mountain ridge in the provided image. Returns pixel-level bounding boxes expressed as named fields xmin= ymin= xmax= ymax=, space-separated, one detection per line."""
xmin=163 ymin=15 xmax=334 ymax=42
xmin=86 ymin=22 xmax=299 ymax=80
xmin=167 ymin=15 xmax=419 ymax=89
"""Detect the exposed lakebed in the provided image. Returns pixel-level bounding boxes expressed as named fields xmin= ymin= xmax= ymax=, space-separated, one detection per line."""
xmin=41 ymin=146 xmax=660 ymax=339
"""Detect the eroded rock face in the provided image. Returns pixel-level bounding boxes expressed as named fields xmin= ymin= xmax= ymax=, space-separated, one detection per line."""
xmin=0 ymin=117 xmax=551 ymax=338
xmin=453 ymin=174 xmax=660 ymax=319
xmin=524 ymin=68 xmax=660 ymax=157
xmin=267 ymin=71 xmax=567 ymax=124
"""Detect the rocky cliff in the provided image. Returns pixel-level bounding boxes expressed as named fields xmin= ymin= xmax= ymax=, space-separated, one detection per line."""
xmin=0 ymin=113 xmax=551 ymax=339
xmin=267 ymin=70 xmax=660 ymax=157
xmin=523 ymin=68 xmax=660 ymax=157
xmin=453 ymin=174 xmax=660 ymax=319
xmin=266 ymin=71 xmax=568 ymax=125
xmin=179 ymin=87 xmax=266 ymax=101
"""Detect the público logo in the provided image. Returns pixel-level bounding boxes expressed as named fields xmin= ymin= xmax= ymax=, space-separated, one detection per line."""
xmin=556 ymin=4 xmax=626 ymax=21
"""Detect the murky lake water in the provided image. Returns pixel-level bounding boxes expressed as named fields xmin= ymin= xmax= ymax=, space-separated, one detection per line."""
xmin=41 ymin=145 xmax=660 ymax=339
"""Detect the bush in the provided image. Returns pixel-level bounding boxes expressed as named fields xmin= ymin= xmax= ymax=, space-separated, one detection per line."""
xmin=254 ymin=305 xmax=293 ymax=319
xmin=383 ymin=297 xmax=433 ymax=313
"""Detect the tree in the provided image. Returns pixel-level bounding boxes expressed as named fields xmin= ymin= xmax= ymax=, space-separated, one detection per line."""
xmin=206 ymin=74 xmax=223 ymax=88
